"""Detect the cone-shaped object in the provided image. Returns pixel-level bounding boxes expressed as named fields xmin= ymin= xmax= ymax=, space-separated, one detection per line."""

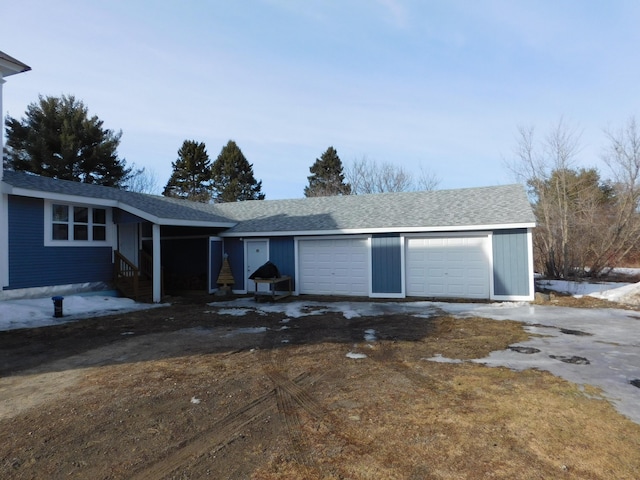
xmin=217 ymin=256 xmax=235 ymax=287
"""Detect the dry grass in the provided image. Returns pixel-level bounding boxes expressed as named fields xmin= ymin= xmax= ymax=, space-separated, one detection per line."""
xmin=252 ymin=316 xmax=640 ymax=479
xmin=1 ymin=304 xmax=639 ymax=479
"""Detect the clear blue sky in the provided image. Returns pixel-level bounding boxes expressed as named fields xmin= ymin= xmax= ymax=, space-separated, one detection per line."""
xmin=3 ymin=1 xmax=640 ymax=199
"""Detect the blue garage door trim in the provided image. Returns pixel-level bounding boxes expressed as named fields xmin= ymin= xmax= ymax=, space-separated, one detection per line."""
xmin=269 ymin=236 xmax=295 ymax=290
xmin=371 ymin=234 xmax=402 ymax=295
xmin=493 ymin=229 xmax=530 ymax=296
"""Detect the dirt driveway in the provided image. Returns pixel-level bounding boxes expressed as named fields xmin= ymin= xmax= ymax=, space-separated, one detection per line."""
xmin=1 ymin=295 xmax=639 ymax=479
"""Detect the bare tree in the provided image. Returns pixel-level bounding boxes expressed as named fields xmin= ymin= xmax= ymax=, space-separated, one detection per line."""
xmin=126 ymin=166 xmax=159 ymax=194
xmin=596 ymin=117 xmax=640 ymax=273
xmin=415 ymin=165 xmax=441 ymax=191
xmin=510 ymin=117 xmax=640 ymax=278
xmin=346 ymin=157 xmax=439 ymax=194
xmin=508 ymin=119 xmax=583 ymax=277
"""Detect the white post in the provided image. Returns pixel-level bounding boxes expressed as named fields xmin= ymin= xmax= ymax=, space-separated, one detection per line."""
xmin=152 ymin=223 xmax=161 ymax=303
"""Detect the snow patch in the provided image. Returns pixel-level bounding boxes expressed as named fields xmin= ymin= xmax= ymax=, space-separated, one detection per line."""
xmin=364 ymin=329 xmax=377 ymax=342
xmin=346 ymin=352 xmax=368 ymax=359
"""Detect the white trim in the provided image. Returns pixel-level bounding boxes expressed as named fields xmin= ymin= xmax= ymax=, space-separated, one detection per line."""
xmin=492 ymin=294 xmax=535 ymax=302
xmin=220 ymin=223 xmax=535 ymax=238
xmin=370 ymin=292 xmax=405 ymax=299
xmin=244 ymin=238 xmax=269 ymax=294
xmin=369 ymin=233 xmax=407 ymax=299
xmin=488 ymin=231 xmax=495 ymax=300
xmin=526 ymin=227 xmax=535 ymax=301
xmin=43 ymin=199 xmax=116 ymax=247
xmin=152 ymin=224 xmax=161 ymax=303
xmin=403 ymin=230 xmax=491 ymax=239
xmin=5 ymin=186 xmax=235 ymax=228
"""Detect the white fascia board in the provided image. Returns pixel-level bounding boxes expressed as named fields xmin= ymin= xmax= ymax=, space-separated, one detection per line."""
xmin=6 ymin=186 xmax=236 ymax=228
xmin=155 ymin=218 xmax=236 ymax=228
xmin=0 ymin=54 xmax=31 ymax=77
xmin=6 ymin=186 xmax=120 ymax=207
xmin=491 ymin=294 xmax=535 ymax=302
xmin=218 ymin=222 xmax=536 ymax=238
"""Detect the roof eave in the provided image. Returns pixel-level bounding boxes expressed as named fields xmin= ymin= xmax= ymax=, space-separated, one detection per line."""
xmin=3 ymin=184 xmax=236 ymax=228
xmin=219 ymin=222 xmax=536 ymax=237
xmin=0 ymin=52 xmax=31 ymax=77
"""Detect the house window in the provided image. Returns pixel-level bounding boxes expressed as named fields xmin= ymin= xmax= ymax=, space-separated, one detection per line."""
xmin=47 ymin=202 xmax=110 ymax=244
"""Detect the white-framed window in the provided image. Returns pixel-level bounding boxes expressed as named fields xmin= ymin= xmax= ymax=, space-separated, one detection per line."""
xmin=45 ymin=201 xmax=113 ymax=246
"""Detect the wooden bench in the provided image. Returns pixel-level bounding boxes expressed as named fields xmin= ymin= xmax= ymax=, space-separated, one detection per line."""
xmin=253 ymin=276 xmax=292 ymax=302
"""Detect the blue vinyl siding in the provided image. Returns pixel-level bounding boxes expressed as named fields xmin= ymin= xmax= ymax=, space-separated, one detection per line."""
xmin=269 ymin=237 xmax=295 ymax=289
xmin=493 ymin=229 xmax=530 ymax=296
xmin=7 ymin=196 xmax=113 ymax=289
xmin=371 ymin=234 xmax=402 ymax=294
xmin=223 ymin=238 xmax=245 ymax=290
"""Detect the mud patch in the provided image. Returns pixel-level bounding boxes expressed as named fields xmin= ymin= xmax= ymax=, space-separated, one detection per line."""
xmin=508 ymin=346 xmax=541 ymax=354
xmin=549 ymin=355 xmax=590 ymax=365
xmin=630 ymin=379 xmax=640 ymax=388
xmin=559 ymin=328 xmax=592 ymax=336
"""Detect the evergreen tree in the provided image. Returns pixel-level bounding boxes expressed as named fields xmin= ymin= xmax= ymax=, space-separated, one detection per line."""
xmin=304 ymin=146 xmax=351 ymax=197
xmin=4 ymin=94 xmax=130 ymax=187
xmin=163 ymin=140 xmax=212 ymax=202
xmin=211 ymin=140 xmax=265 ymax=202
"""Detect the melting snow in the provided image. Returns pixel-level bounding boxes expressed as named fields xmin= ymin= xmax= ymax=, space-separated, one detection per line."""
xmin=346 ymin=352 xmax=368 ymax=359
xmin=2 ymin=277 xmax=640 ymax=424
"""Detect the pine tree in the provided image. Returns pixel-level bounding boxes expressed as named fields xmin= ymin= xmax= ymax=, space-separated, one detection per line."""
xmin=4 ymin=94 xmax=130 ymax=187
xmin=163 ymin=140 xmax=212 ymax=202
xmin=211 ymin=140 xmax=265 ymax=202
xmin=304 ymin=146 xmax=351 ymax=197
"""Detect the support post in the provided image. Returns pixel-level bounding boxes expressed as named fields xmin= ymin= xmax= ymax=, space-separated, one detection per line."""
xmin=152 ymin=223 xmax=161 ymax=303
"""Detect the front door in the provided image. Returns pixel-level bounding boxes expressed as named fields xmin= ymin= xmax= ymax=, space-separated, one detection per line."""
xmin=246 ymin=239 xmax=269 ymax=293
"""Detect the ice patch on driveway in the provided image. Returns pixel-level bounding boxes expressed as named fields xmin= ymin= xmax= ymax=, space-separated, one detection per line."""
xmin=435 ymin=302 xmax=640 ymax=425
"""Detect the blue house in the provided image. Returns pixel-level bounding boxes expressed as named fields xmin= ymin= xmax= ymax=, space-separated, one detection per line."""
xmin=0 ymin=51 xmax=536 ymax=303
xmin=1 ymin=170 xmax=536 ymax=302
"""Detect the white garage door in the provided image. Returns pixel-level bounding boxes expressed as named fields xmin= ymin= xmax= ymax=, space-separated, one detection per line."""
xmin=298 ymin=238 xmax=368 ymax=296
xmin=406 ymin=236 xmax=490 ymax=299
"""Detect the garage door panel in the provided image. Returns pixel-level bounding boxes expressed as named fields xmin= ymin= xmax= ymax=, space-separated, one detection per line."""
xmin=407 ymin=236 xmax=489 ymax=299
xmin=299 ymin=238 xmax=369 ymax=296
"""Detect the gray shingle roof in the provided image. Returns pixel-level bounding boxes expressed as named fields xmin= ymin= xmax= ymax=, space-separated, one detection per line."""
xmin=2 ymin=170 xmax=234 ymax=226
xmin=2 ymin=170 xmax=535 ymax=234
xmin=213 ymin=184 xmax=535 ymax=234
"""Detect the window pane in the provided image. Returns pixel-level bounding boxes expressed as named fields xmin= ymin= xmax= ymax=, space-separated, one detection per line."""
xmin=93 ymin=208 xmax=106 ymax=225
xmin=93 ymin=226 xmax=106 ymax=241
xmin=74 ymin=224 xmax=88 ymax=240
xmin=52 ymin=204 xmax=68 ymax=222
xmin=53 ymin=223 xmax=68 ymax=240
xmin=74 ymin=207 xmax=88 ymax=224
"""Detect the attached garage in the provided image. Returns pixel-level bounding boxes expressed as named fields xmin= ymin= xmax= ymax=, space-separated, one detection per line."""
xmin=298 ymin=238 xmax=368 ymax=296
xmin=406 ymin=235 xmax=490 ymax=299
xmin=212 ymin=183 xmax=535 ymax=301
